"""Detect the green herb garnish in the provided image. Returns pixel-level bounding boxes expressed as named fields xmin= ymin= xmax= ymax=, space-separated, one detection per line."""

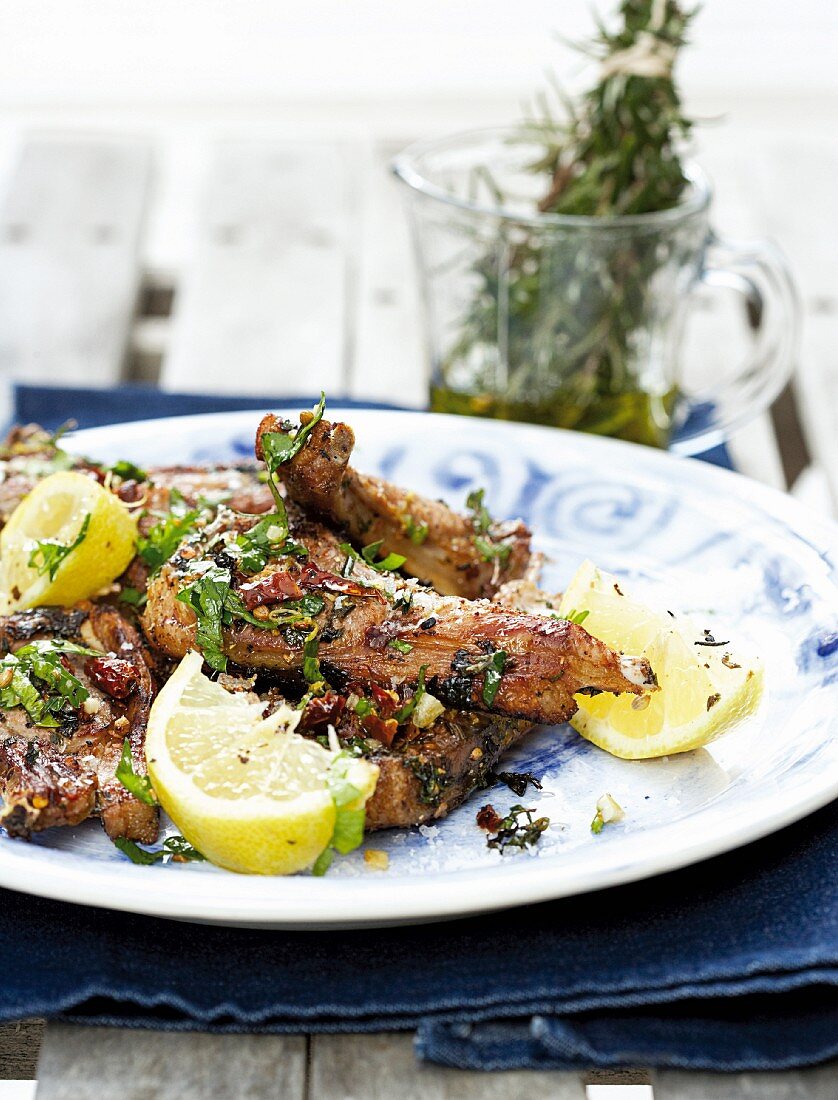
xmin=137 ymin=492 xmax=210 ymax=578
xmin=403 ymin=514 xmax=429 ymax=545
xmin=303 ymin=629 xmax=322 ymax=685
xmin=452 ymin=647 xmax=508 ymax=707
xmin=474 ymin=536 xmax=513 ymax=566
xmin=565 ymin=608 xmax=590 ymax=626
xmin=108 ymin=459 xmax=148 ymax=482
xmin=260 ymin=393 xmax=326 ymax=485
xmin=114 ymin=835 xmax=206 ymax=865
xmin=339 ymin=540 xmax=406 ymax=574
xmin=311 ymin=753 xmax=368 ymax=876
xmin=115 ymin=737 xmax=157 ymax=806
xmin=0 ymin=640 xmax=101 ymax=727
xmin=28 ymin=514 xmax=91 ymax=581
xmin=485 ymin=804 xmax=549 ymax=852
xmin=393 ymin=665 xmax=427 ymax=725
xmin=466 ymin=488 xmax=493 ymax=534
xmin=389 ymin=638 xmax=413 ymax=655
xmin=119 ymin=586 xmax=147 ymax=609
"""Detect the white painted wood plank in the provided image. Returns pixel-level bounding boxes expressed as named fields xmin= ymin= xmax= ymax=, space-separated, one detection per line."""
xmin=350 ymin=140 xmax=425 ymax=408
xmin=655 ymin=1064 xmax=838 ymax=1099
xmin=34 ymin=1024 xmax=306 ymax=1100
xmin=310 ymin=1032 xmax=586 ymax=1099
xmin=0 ymin=138 xmax=151 ymax=386
xmin=162 ymin=141 xmax=353 ymax=396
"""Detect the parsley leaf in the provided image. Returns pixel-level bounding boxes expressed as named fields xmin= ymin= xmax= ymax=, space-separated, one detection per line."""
xmin=311 ymin=753 xmax=368 ymax=876
xmin=137 ymin=494 xmax=209 ymax=577
xmin=261 ymin=393 xmax=326 ymax=472
xmin=0 ymin=640 xmax=101 ymax=727
xmin=564 ymin=608 xmax=590 ymax=626
xmin=452 ymin=646 xmax=508 ymax=707
xmin=483 ymin=804 xmax=549 ymax=852
xmin=28 ymin=514 xmax=91 ymax=581
xmin=388 ymin=638 xmax=412 ymax=655
xmin=114 ymin=835 xmax=206 ymax=865
xmin=403 ymin=514 xmax=429 ymax=545
xmin=466 ymin=488 xmax=492 ymax=534
xmin=119 ymin=586 xmax=147 ymax=609
xmin=108 ymin=459 xmax=147 ymax=482
xmin=116 ymin=737 xmax=158 ymax=806
xmin=303 ymin=629 xmax=322 ymax=685
xmin=234 ymin=508 xmax=308 ymax=575
xmin=176 ymin=564 xmax=235 ymax=672
xmin=393 ymin=665 xmax=427 ymax=725
xmin=474 ymin=535 xmax=513 ymax=565
xmin=339 ymin=540 xmax=406 ymax=574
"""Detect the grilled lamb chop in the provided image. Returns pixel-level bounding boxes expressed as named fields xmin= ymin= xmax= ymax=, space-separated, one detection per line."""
xmin=141 ymin=507 xmax=654 ymax=726
xmin=0 ymin=605 xmax=158 ymax=842
xmin=288 ymin=689 xmax=533 ymax=830
xmin=256 ymin=411 xmax=531 ymax=599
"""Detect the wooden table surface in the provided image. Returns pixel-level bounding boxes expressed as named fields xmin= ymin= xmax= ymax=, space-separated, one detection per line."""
xmin=0 ymin=118 xmax=834 ymax=1098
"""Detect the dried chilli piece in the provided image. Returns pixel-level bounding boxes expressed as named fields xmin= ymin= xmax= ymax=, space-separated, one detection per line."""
xmin=83 ymin=656 xmax=138 ymax=700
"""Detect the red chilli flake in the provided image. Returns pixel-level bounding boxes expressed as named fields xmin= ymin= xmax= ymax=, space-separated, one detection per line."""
xmin=476 ymin=804 xmax=504 ymax=832
xmin=298 ymin=563 xmax=368 ymax=597
xmin=299 ymin=692 xmax=347 ymax=730
xmin=83 ymin=656 xmax=138 ymax=700
xmin=360 ymin=712 xmax=398 ymax=748
xmin=238 ymin=571 xmax=304 ymax=610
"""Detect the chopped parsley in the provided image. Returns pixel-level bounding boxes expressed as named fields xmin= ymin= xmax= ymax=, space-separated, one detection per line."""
xmin=114 ymin=835 xmax=206 ymax=865
xmin=402 ymin=514 xmax=429 ymax=545
xmin=28 ymin=514 xmax=91 ymax=581
xmin=234 ymin=512 xmax=308 ymax=575
xmin=137 ymin=491 xmax=211 ymax=578
xmin=119 ymin=586 xmax=147 ymax=609
xmin=474 ymin=535 xmax=513 ymax=566
xmin=466 ymin=488 xmax=512 ymax=565
xmin=108 ymin=459 xmax=148 ymax=482
xmin=311 ymin=753 xmax=368 ymax=876
xmin=0 ymin=640 xmax=101 ymax=727
xmin=302 ymin=629 xmax=322 ymax=685
xmin=479 ymin=804 xmax=549 ymax=852
xmin=466 ymin=488 xmax=493 ymax=534
xmin=260 ymin=392 xmax=326 ymax=477
xmin=340 ymin=540 xmax=406 ymax=574
xmin=388 ymin=638 xmax=412 ymax=655
xmin=564 ymin=608 xmax=590 ymax=626
xmin=354 ymin=697 xmax=373 ymax=718
xmin=115 ymin=737 xmax=157 ymax=806
xmin=452 ymin=646 xmax=508 ymax=707
xmin=393 ymin=665 xmax=427 ymax=725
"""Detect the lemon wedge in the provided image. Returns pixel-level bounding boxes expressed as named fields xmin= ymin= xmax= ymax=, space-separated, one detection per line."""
xmin=558 ymin=560 xmax=763 ymax=759
xmin=0 ymin=470 xmax=137 ymax=612
xmin=145 ymin=651 xmax=379 ymax=875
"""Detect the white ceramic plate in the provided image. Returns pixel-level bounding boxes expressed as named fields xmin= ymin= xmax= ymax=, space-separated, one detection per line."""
xmin=0 ymin=409 xmax=836 ymax=928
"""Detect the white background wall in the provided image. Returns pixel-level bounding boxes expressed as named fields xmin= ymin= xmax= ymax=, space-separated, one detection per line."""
xmin=1 ymin=0 xmax=837 ymax=112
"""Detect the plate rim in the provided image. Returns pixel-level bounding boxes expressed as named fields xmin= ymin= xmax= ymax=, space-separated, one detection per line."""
xmin=0 ymin=407 xmax=833 ymax=927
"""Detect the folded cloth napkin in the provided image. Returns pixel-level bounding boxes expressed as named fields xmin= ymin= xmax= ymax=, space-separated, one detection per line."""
xmin=0 ymin=800 xmax=833 ymax=1071
xmin=2 ymin=383 xmax=830 ymax=1073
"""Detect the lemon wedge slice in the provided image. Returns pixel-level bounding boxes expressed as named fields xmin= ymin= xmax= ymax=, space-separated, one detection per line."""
xmin=145 ymin=651 xmax=379 ymax=875
xmin=0 ymin=470 xmax=137 ymax=612
xmin=558 ymin=560 xmax=763 ymax=759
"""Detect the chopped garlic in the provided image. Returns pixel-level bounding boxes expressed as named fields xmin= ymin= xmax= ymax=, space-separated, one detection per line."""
xmin=82 ymin=697 xmax=102 ymax=716
xmin=364 ymin=849 xmax=389 ymax=871
xmin=591 ymin=792 xmax=624 ymax=834
xmin=412 ymin=691 xmax=445 ymax=729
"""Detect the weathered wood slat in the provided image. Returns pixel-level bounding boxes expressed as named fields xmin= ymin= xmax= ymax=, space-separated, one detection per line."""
xmin=0 ymin=1019 xmax=43 ymax=1080
xmin=350 ymin=141 xmax=425 ymax=407
xmin=0 ymin=138 xmax=151 ymax=387
xmin=655 ymin=1064 xmax=838 ymax=1098
xmin=162 ymin=142 xmax=352 ymax=397
xmin=34 ymin=1024 xmax=306 ymax=1100
xmin=310 ymin=1032 xmax=586 ymax=1098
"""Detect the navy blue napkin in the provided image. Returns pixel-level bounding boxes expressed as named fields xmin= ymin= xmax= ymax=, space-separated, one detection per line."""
xmin=11 ymin=383 xmax=734 ymax=469
xmin=2 ymin=383 xmax=829 ymax=1074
